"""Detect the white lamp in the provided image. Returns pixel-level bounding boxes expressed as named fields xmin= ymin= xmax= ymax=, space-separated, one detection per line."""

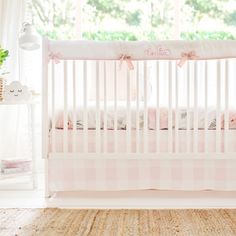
xmin=19 ymin=23 xmax=40 ymax=50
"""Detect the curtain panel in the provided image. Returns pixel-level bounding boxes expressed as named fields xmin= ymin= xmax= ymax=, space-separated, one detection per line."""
xmin=0 ymin=0 xmax=31 ymax=159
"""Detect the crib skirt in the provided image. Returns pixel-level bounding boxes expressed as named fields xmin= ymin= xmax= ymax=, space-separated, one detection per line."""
xmin=48 ymin=158 xmax=236 ymax=191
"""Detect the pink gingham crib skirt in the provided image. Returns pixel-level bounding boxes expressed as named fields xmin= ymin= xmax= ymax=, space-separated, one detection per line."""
xmin=48 ymin=158 xmax=236 ymax=191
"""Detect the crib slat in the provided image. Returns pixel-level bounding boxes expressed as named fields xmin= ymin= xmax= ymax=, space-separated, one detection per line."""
xmin=175 ymin=63 xmax=179 ymax=153
xmin=204 ymin=61 xmax=208 ymax=153
xmin=42 ymin=39 xmax=49 ymax=197
xmin=186 ymin=62 xmax=191 ymax=153
xmin=83 ymin=61 xmax=88 ymax=153
xmin=193 ymin=61 xmax=198 ymax=153
xmin=72 ymin=61 xmax=77 ymax=153
xmin=156 ymin=61 xmax=160 ymax=153
xmin=42 ymin=39 xmax=49 ymax=161
xmin=216 ymin=60 xmax=221 ymax=153
xmin=103 ymin=61 xmax=107 ymax=153
xmin=114 ymin=61 xmax=118 ymax=153
xmin=136 ymin=61 xmax=140 ymax=153
xmin=96 ymin=61 xmax=101 ymax=153
xmin=63 ymin=61 xmax=68 ymax=153
xmin=224 ymin=59 xmax=229 ymax=152
xmin=127 ymin=67 xmax=131 ymax=153
xmin=143 ymin=61 xmax=148 ymax=153
xmin=168 ymin=61 xmax=173 ymax=153
xmin=51 ymin=62 xmax=56 ymax=152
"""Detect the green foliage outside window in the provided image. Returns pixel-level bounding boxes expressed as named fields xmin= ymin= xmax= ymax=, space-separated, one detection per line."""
xmin=181 ymin=31 xmax=236 ymax=40
xmin=82 ymin=31 xmax=236 ymax=41
xmin=224 ymin=11 xmax=236 ymax=26
xmin=30 ymin=0 xmax=236 ymax=41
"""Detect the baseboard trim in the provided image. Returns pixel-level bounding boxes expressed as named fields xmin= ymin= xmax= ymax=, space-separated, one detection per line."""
xmin=46 ymin=190 xmax=236 ymax=209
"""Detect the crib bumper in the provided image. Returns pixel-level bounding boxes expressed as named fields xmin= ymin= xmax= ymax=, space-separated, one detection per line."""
xmin=47 ymin=40 xmax=236 ymax=61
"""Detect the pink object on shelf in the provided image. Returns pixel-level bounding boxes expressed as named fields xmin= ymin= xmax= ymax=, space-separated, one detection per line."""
xmin=1 ymin=159 xmax=31 ymax=174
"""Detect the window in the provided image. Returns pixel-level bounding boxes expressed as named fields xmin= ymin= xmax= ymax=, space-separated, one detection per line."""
xmin=30 ymin=0 xmax=236 ymax=40
xmin=28 ymin=0 xmax=236 ymax=106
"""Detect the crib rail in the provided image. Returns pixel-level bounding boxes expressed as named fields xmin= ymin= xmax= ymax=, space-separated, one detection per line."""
xmin=48 ymin=40 xmax=236 ymax=60
xmin=42 ymin=40 xmax=236 ymax=158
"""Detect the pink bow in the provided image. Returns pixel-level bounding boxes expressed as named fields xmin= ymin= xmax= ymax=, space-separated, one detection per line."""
xmin=177 ymin=51 xmax=199 ymax=67
xmin=48 ymin=52 xmax=61 ymax=64
xmin=119 ymin=54 xmax=134 ymax=70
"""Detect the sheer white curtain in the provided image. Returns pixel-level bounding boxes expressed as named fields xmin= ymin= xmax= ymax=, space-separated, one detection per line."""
xmin=0 ymin=0 xmax=26 ymax=81
xmin=0 ymin=0 xmax=31 ymax=159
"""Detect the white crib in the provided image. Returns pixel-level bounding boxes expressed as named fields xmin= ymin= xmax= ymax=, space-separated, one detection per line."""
xmin=42 ymin=39 xmax=236 ymax=197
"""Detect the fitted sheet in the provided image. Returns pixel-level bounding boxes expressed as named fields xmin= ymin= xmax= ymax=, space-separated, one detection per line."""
xmin=54 ymin=105 xmax=236 ymax=130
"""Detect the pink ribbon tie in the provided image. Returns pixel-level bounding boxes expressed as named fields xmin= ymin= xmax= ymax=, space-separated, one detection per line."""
xmin=48 ymin=52 xmax=61 ymax=64
xmin=119 ymin=54 xmax=134 ymax=70
xmin=178 ymin=51 xmax=199 ymax=67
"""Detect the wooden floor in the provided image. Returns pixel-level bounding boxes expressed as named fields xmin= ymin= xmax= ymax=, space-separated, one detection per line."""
xmin=0 ymin=209 xmax=236 ymax=236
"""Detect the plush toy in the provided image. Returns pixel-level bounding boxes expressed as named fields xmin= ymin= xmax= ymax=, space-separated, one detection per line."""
xmin=3 ymin=81 xmax=31 ymax=101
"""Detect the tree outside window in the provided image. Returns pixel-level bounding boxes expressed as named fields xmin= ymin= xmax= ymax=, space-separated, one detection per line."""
xmin=29 ymin=0 xmax=236 ymax=40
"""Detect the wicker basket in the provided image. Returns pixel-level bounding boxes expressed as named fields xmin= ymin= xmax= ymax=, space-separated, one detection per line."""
xmin=0 ymin=77 xmax=5 ymax=101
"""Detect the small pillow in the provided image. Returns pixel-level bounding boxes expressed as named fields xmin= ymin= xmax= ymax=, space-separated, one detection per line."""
xmin=3 ymin=81 xmax=31 ymax=101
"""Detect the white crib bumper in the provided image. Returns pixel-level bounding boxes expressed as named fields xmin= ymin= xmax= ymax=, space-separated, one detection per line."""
xmin=47 ymin=39 xmax=236 ymax=61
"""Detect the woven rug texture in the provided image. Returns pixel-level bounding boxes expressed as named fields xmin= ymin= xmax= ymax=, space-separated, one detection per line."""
xmin=0 ymin=209 xmax=236 ymax=236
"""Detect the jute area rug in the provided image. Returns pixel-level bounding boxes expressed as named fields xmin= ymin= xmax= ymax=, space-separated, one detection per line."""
xmin=0 ymin=209 xmax=236 ymax=236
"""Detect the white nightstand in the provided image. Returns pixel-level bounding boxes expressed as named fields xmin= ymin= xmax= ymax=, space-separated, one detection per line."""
xmin=0 ymin=98 xmax=39 ymax=190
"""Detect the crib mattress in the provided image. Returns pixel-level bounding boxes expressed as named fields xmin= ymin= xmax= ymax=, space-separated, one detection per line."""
xmin=54 ymin=106 xmax=236 ymax=130
xmin=49 ymin=129 xmax=236 ymax=153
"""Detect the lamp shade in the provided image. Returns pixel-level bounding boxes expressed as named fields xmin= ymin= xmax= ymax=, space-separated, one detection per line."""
xmin=19 ymin=23 xmax=40 ymax=50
